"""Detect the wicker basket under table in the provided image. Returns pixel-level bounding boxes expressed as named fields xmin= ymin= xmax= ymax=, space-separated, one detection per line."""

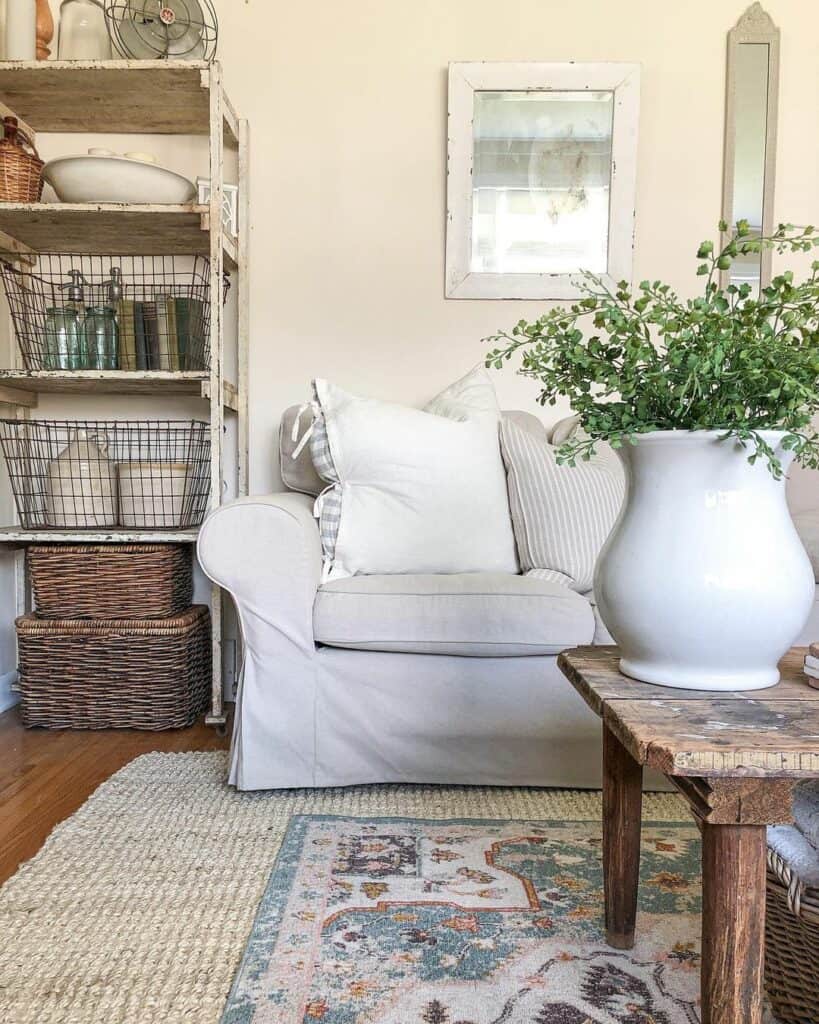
xmin=16 ymin=605 xmax=211 ymax=730
xmin=765 ymin=847 xmax=819 ymax=1023
xmin=27 ymin=544 xmax=193 ymax=620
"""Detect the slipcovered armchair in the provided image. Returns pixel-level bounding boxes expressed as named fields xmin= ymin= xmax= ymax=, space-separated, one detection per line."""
xmin=198 ymin=490 xmax=611 ymax=791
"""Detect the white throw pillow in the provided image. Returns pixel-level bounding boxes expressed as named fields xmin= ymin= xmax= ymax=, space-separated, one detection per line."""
xmin=310 ymin=367 xmax=518 ymax=579
xmin=500 ymin=415 xmax=625 ymax=593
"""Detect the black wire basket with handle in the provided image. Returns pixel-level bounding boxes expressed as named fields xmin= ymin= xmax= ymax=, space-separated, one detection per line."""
xmin=0 ymin=254 xmax=229 ymax=372
xmin=0 ymin=419 xmax=211 ymax=530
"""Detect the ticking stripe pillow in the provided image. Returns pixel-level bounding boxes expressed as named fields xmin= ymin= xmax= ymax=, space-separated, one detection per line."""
xmin=500 ymin=416 xmax=625 ymax=593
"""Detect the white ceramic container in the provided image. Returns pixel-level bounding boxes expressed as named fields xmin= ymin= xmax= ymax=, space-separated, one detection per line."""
xmin=5 ymin=0 xmax=36 ymax=59
xmin=118 ymin=461 xmax=190 ymax=528
xmin=43 ymin=152 xmax=196 ymax=204
xmin=46 ymin=431 xmax=117 ymax=528
xmin=594 ymin=430 xmax=815 ymax=691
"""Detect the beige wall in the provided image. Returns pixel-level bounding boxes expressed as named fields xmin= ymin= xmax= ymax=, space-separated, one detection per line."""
xmin=204 ymin=0 xmax=817 ymax=501
xmin=38 ymin=0 xmax=819 ymax=498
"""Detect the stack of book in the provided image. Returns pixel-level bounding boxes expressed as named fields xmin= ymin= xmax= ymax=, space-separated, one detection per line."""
xmin=804 ymin=644 xmax=819 ymax=689
xmin=117 ymin=295 xmax=206 ymax=371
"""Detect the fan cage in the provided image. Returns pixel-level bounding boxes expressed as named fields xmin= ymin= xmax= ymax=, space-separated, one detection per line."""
xmin=0 ymin=419 xmax=211 ymax=530
xmin=104 ymin=0 xmax=218 ymax=62
xmin=0 ymin=254 xmax=228 ymax=372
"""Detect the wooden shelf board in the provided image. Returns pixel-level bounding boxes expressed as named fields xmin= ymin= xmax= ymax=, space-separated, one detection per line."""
xmin=0 ymin=203 xmax=236 ymax=268
xmin=201 ymin=378 xmax=239 ymax=412
xmin=0 ymin=526 xmax=200 ymax=544
xmin=0 ymin=60 xmax=239 ymax=139
xmin=0 ymin=370 xmax=239 ymax=409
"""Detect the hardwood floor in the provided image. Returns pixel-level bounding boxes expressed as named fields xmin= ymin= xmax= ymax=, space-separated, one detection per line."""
xmin=0 ymin=706 xmax=228 ymax=887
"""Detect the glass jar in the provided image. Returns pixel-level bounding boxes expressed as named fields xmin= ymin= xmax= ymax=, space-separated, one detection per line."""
xmin=44 ymin=306 xmax=83 ymax=370
xmin=57 ymin=0 xmax=112 ymax=60
xmin=83 ymin=306 xmax=119 ymax=369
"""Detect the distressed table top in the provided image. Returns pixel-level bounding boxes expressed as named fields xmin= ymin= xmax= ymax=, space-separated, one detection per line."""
xmin=558 ymin=646 xmax=819 ymax=778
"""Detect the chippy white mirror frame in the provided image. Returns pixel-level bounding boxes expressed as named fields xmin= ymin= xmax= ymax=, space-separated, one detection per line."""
xmin=445 ymin=61 xmax=641 ymax=300
xmin=720 ymin=3 xmax=780 ymax=292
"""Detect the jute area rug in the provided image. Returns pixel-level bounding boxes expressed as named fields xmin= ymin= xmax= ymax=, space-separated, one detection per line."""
xmin=0 ymin=751 xmax=690 ymax=1024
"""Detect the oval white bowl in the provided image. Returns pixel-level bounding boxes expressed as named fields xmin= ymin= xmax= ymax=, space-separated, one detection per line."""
xmin=43 ymin=154 xmax=197 ymax=205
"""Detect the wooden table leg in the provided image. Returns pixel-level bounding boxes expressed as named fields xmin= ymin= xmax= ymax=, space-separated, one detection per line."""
xmin=701 ymin=823 xmax=767 ymax=1024
xmin=602 ymin=723 xmax=643 ymax=949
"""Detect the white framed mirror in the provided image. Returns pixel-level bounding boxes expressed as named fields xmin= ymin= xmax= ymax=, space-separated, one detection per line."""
xmin=445 ymin=62 xmax=641 ymax=300
xmin=721 ymin=3 xmax=780 ymax=293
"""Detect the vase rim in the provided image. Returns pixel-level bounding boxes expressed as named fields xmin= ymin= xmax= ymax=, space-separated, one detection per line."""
xmin=624 ymin=428 xmax=789 ymax=446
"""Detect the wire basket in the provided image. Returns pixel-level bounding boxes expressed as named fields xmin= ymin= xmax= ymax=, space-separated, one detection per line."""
xmin=0 ymin=254 xmax=228 ymax=372
xmin=0 ymin=419 xmax=211 ymax=530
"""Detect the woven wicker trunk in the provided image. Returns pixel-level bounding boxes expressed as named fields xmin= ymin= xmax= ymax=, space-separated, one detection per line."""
xmin=766 ymin=859 xmax=819 ymax=1023
xmin=27 ymin=544 xmax=194 ymax=619
xmin=16 ymin=605 xmax=211 ymax=730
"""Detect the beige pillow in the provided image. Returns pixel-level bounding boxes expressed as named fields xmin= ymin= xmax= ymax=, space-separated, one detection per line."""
xmin=500 ymin=415 xmax=625 ymax=593
xmin=550 ymin=413 xmax=582 ymax=446
xmin=278 ymin=404 xmax=323 ymax=496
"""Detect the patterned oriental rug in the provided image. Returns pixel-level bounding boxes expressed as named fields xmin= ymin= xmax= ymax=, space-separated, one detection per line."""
xmin=223 ymin=815 xmax=701 ymax=1024
xmin=0 ymin=752 xmax=698 ymax=1024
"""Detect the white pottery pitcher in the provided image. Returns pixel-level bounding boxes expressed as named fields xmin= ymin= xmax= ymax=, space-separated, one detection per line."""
xmin=46 ymin=429 xmax=117 ymax=528
xmin=594 ymin=430 xmax=815 ymax=691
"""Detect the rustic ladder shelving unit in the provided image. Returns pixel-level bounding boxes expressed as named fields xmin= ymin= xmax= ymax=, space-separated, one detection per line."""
xmin=0 ymin=60 xmax=249 ymax=729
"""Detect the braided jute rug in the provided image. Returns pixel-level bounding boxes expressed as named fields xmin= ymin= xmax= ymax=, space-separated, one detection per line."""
xmin=0 ymin=752 xmax=688 ymax=1024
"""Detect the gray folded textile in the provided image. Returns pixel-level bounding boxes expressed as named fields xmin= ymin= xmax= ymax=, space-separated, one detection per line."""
xmin=793 ymin=779 xmax=819 ymax=850
xmin=768 ymin=824 xmax=819 ymax=891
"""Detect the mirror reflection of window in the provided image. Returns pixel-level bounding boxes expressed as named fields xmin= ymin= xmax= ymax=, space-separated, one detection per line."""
xmin=730 ymin=43 xmax=770 ymax=292
xmin=470 ymin=90 xmax=614 ymax=276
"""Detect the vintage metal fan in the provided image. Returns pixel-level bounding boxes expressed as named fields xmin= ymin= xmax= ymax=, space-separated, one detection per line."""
xmin=104 ymin=0 xmax=218 ymax=62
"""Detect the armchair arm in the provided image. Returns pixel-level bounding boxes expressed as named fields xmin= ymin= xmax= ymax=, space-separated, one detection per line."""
xmin=198 ymin=492 xmax=323 ymax=788
xmin=197 ymin=492 xmax=322 ymax=655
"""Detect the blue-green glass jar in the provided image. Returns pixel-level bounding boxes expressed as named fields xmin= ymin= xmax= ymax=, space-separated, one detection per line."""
xmin=44 ymin=306 xmax=83 ymax=369
xmin=83 ymin=306 xmax=119 ymax=370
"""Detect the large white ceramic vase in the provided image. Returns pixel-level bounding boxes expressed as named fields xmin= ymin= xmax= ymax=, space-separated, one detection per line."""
xmin=594 ymin=430 xmax=815 ymax=691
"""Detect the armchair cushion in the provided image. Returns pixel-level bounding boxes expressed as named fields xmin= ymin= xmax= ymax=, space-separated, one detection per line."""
xmin=314 ymin=571 xmax=595 ymax=656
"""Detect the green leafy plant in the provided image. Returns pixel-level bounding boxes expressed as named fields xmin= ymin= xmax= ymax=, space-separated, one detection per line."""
xmin=485 ymin=221 xmax=819 ymax=476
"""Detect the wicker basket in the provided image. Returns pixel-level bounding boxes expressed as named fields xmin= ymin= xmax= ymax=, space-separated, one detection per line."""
xmin=765 ymin=847 xmax=819 ymax=1023
xmin=28 ymin=544 xmax=193 ymax=619
xmin=0 ymin=116 xmax=44 ymax=202
xmin=16 ymin=605 xmax=211 ymax=730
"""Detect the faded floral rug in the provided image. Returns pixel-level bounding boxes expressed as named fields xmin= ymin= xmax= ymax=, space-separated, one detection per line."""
xmin=222 ymin=815 xmax=701 ymax=1023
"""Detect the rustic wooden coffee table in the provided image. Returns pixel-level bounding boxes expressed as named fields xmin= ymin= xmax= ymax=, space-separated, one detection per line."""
xmin=558 ymin=645 xmax=819 ymax=1024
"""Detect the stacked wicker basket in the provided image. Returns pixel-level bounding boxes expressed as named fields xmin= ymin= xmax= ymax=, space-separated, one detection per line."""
xmin=16 ymin=545 xmax=211 ymax=730
xmin=766 ymin=781 xmax=819 ymax=1023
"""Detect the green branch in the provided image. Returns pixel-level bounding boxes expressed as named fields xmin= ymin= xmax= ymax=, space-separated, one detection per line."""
xmin=484 ymin=221 xmax=819 ymax=476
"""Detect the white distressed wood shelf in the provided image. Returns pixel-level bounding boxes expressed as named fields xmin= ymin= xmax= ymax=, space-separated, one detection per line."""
xmin=0 ymin=60 xmax=239 ymax=142
xmin=0 ymin=60 xmax=250 ymax=728
xmin=0 ymin=370 xmax=239 ymax=411
xmin=0 ymin=203 xmax=237 ymax=270
xmin=0 ymin=526 xmax=199 ymax=544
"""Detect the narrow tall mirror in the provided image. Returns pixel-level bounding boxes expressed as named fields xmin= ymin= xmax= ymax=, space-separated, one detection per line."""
xmin=721 ymin=3 xmax=780 ymax=294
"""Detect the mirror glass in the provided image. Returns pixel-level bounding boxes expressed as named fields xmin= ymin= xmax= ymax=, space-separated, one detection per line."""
xmin=471 ymin=90 xmax=613 ymax=276
xmin=729 ymin=43 xmax=770 ymax=290
xmin=722 ymin=5 xmax=779 ymax=294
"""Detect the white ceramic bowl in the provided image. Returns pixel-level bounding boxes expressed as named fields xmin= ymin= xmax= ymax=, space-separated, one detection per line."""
xmin=43 ymin=153 xmax=197 ymax=205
